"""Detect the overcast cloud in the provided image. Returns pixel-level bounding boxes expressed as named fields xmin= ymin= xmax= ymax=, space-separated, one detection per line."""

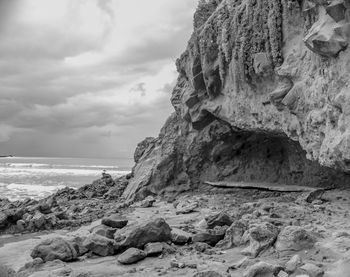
xmin=0 ymin=0 xmax=197 ymax=158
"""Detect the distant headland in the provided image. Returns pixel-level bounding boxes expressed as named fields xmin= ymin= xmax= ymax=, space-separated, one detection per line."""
xmin=0 ymin=155 xmax=13 ymax=158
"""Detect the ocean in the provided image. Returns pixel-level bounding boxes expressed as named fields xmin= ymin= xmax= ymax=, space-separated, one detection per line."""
xmin=0 ymin=156 xmax=133 ymax=201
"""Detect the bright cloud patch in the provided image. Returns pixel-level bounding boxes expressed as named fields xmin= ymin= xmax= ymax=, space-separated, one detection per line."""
xmin=0 ymin=0 xmax=197 ymax=158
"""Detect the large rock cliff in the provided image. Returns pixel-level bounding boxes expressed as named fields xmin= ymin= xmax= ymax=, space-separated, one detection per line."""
xmin=123 ymin=0 xmax=350 ymax=200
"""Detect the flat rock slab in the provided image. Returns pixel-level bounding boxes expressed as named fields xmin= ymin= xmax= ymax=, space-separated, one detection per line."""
xmin=144 ymin=242 xmax=163 ymax=256
xmin=102 ymin=215 xmax=128 ymax=229
xmin=204 ymin=181 xmax=328 ymax=193
xmin=118 ymin=248 xmax=146 ymax=264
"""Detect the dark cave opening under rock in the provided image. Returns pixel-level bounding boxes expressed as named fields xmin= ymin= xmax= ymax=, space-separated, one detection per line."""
xmin=184 ymin=121 xmax=350 ymax=190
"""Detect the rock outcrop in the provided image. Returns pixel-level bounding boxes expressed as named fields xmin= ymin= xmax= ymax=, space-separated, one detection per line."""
xmin=124 ymin=0 xmax=350 ymax=200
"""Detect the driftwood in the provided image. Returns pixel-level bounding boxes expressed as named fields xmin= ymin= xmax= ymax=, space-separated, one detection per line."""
xmin=204 ymin=181 xmax=331 ymax=193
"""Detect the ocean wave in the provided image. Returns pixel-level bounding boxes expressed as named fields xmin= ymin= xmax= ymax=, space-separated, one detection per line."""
xmin=0 ymin=182 xmax=67 ymax=201
xmin=0 ymin=162 xmax=120 ymax=170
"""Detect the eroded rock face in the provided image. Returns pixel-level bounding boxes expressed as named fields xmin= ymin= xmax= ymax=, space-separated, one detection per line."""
xmin=124 ymin=0 xmax=350 ymax=199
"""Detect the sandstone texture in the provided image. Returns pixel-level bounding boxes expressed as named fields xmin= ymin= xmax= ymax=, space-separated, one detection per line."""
xmin=123 ymin=0 xmax=350 ymax=201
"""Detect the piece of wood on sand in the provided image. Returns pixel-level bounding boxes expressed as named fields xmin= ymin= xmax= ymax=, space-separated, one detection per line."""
xmin=204 ymin=181 xmax=334 ymax=203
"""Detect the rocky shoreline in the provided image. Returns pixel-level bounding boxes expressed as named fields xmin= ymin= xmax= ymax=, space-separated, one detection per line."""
xmin=2 ymin=0 xmax=350 ymax=276
xmin=1 ymin=172 xmax=350 ymax=277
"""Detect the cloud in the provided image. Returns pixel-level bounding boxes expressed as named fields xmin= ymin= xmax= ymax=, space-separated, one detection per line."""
xmin=0 ymin=0 xmax=198 ymax=158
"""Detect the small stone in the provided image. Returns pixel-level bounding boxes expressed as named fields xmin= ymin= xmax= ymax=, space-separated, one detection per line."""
xmin=278 ymin=270 xmax=289 ymax=277
xmin=101 ymin=214 xmax=128 ymax=228
xmin=170 ymin=259 xmax=185 ymax=269
xmin=16 ymin=220 xmax=26 ymax=232
xmin=205 ymin=211 xmax=233 ymax=229
xmin=285 ymin=254 xmax=302 ymax=273
xmin=241 ymin=222 xmax=279 ymax=257
xmin=171 ymin=228 xmax=192 ymax=245
xmin=194 ymin=242 xmax=211 ymax=253
xmin=118 ymin=248 xmax=146 ymax=264
xmin=216 ymin=220 xmax=248 ymax=249
xmin=144 ymin=242 xmax=163 ymax=256
xmin=32 ymin=257 xmax=44 ymax=266
xmin=83 ymin=233 xmax=117 ymax=256
xmin=176 ymin=200 xmax=198 ymax=214
xmin=140 ymin=196 xmax=156 ymax=208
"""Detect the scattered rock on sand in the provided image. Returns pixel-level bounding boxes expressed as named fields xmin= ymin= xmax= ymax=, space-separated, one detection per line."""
xmin=205 ymin=211 xmax=233 ymax=229
xmin=140 ymin=196 xmax=156 ymax=208
xmin=241 ymin=222 xmax=279 ymax=257
xmin=216 ymin=220 xmax=248 ymax=249
xmin=299 ymin=263 xmax=324 ymax=277
xmin=192 ymin=226 xmax=227 ymax=246
xmin=30 ymin=211 xmax=46 ymax=230
xmin=83 ymin=233 xmax=117 ymax=256
xmin=276 ymin=226 xmax=316 ymax=253
xmin=119 ymin=218 xmax=171 ymax=249
xmin=144 ymin=242 xmax=163 ymax=256
xmin=176 ymin=200 xmax=198 ymax=214
xmin=243 ymin=261 xmax=282 ymax=277
xmin=101 ymin=214 xmax=128 ymax=229
xmin=0 ymin=212 xmax=8 ymax=229
xmin=31 ymin=237 xmax=78 ymax=262
xmin=285 ymin=254 xmax=302 ymax=273
xmin=118 ymin=248 xmax=147 ymax=264
xmin=90 ymin=224 xmax=117 ymax=239
xmin=171 ymin=228 xmax=192 ymax=245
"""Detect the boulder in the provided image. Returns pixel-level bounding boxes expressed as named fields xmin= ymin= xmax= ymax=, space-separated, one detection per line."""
xmin=83 ymin=233 xmax=117 ymax=256
xmin=31 ymin=211 xmax=46 ymax=230
xmin=275 ymin=226 xmax=316 ymax=253
xmin=192 ymin=226 xmax=227 ymax=246
xmin=326 ymin=1 xmax=346 ymax=22
xmin=118 ymin=248 xmax=146 ymax=264
xmin=16 ymin=220 xmax=26 ymax=232
xmin=205 ymin=211 xmax=233 ymax=229
xmin=304 ymin=15 xmax=349 ymax=57
xmin=101 ymin=214 xmax=128 ymax=229
xmin=37 ymin=203 xmax=52 ymax=214
xmin=299 ymin=263 xmax=324 ymax=277
xmin=119 ymin=218 xmax=171 ymax=249
xmin=31 ymin=237 xmax=78 ymax=262
xmin=241 ymin=222 xmax=279 ymax=258
xmin=144 ymin=242 xmax=163 ymax=256
xmin=90 ymin=224 xmax=117 ymax=239
xmin=243 ymin=261 xmax=282 ymax=277
xmin=171 ymin=228 xmax=192 ymax=245
xmin=216 ymin=220 xmax=248 ymax=249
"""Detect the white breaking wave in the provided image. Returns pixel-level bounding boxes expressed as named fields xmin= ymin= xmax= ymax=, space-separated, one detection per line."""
xmin=0 ymin=157 xmax=132 ymax=201
xmin=0 ymin=162 xmax=120 ymax=170
xmin=0 ymin=182 xmax=66 ymax=201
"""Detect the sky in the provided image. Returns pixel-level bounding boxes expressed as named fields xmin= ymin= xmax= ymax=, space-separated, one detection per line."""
xmin=0 ymin=0 xmax=198 ymax=158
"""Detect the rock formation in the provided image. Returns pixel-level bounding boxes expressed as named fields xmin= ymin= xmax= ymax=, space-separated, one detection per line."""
xmin=124 ymin=0 xmax=350 ymax=200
